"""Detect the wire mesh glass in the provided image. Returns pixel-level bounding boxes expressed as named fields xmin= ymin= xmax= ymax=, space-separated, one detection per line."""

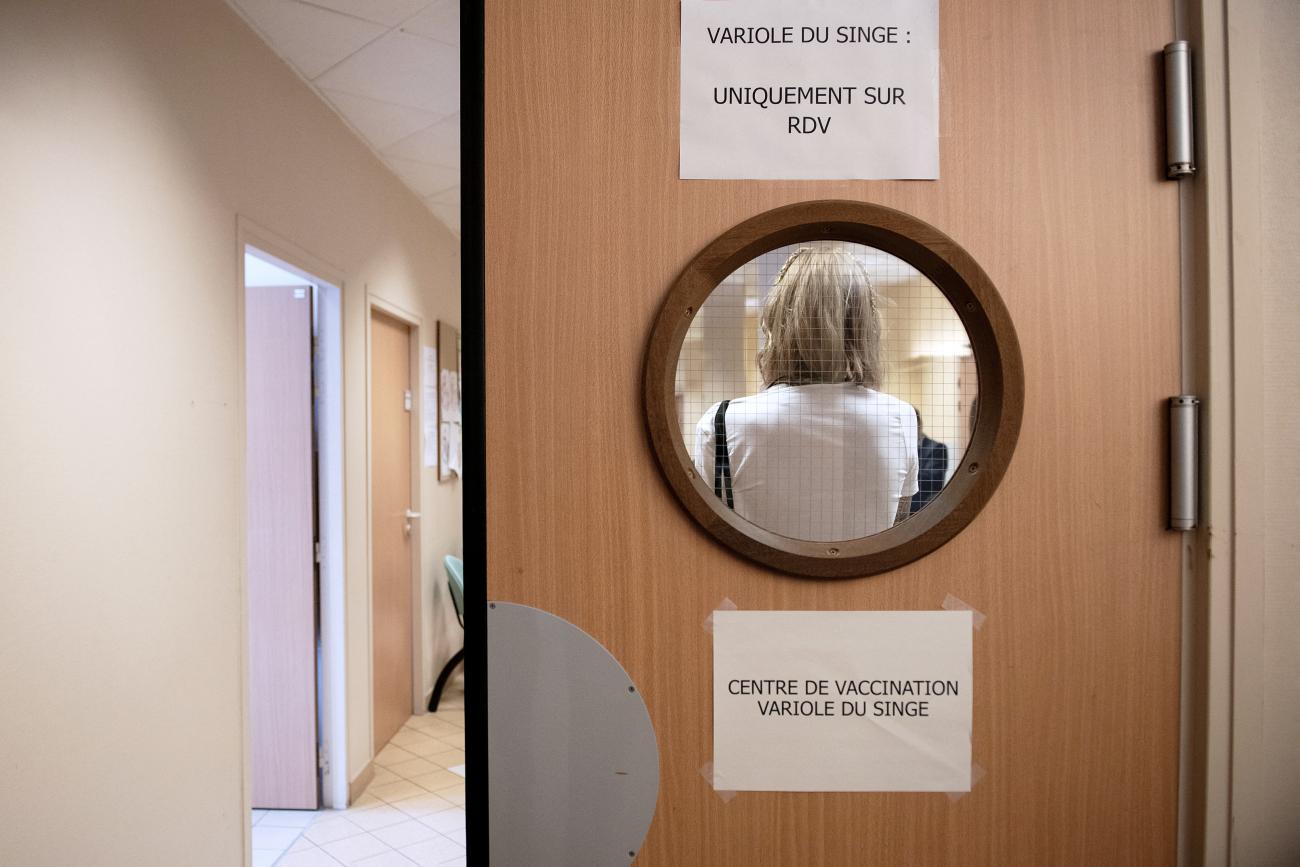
xmin=675 ymin=241 xmax=978 ymax=542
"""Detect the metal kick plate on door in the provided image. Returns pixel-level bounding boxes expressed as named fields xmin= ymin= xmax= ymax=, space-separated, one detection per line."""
xmin=488 ymin=602 xmax=659 ymax=865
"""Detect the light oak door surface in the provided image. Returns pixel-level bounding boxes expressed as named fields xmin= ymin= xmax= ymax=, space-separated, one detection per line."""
xmin=486 ymin=0 xmax=1182 ymax=863
xmin=370 ymin=310 xmax=414 ymax=753
xmin=246 ymin=285 xmax=317 ymax=810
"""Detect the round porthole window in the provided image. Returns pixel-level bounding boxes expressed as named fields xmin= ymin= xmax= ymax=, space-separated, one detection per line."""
xmin=643 ymin=200 xmax=1023 ymax=578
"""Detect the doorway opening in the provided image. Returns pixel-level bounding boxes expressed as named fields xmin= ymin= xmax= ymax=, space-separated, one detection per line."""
xmin=367 ymin=303 xmax=424 ymax=754
xmin=242 ymin=240 xmax=347 ymax=837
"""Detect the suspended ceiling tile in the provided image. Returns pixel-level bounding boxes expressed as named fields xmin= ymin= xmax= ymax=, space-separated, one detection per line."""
xmin=313 ymin=30 xmax=459 ymax=115
xmin=425 ymin=201 xmax=460 ymax=236
xmin=400 ymin=0 xmax=458 ymax=45
xmin=384 ymin=156 xmax=459 ymax=197
xmin=303 ymin=0 xmax=431 ymax=28
xmin=321 ymin=89 xmax=444 ymax=150
xmin=427 ymin=186 xmax=459 ymax=206
xmin=383 ymin=113 xmax=460 ymax=167
xmin=232 ymin=0 xmax=386 ymax=79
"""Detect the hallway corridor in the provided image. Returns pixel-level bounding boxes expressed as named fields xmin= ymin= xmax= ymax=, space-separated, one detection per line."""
xmin=252 ymin=679 xmax=465 ymax=866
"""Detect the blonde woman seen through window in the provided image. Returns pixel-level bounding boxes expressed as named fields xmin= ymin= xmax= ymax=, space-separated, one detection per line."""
xmin=693 ymin=247 xmax=919 ymax=541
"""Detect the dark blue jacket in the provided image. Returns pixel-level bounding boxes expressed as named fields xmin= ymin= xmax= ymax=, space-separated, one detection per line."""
xmin=909 ymin=436 xmax=948 ymax=513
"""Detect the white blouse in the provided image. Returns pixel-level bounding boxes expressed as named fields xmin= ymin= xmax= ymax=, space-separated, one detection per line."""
xmin=694 ymin=383 xmax=919 ymax=542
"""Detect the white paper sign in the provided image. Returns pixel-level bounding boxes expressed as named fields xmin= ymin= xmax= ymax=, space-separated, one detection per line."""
xmin=681 ymin=0 xmax=939 ymax=179
xmin=448 ymin=423 xmax=461 ymax=476
xmin=440 ymin=370 xmax=461 ymax=423
xmin=421 ymin=347 xmax=439 ymax=468
xmin=713 ymin=610 xmax=971 ymax=791
xmin=439 ymin=421 xmax=461 ymax=478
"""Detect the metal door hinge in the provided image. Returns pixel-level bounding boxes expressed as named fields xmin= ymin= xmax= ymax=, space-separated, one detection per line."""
xmin=403 ymin=389 xmax=413 ymax=411
xmin=1170 ymin=395 xmax=1200 ymax=530
xmin=314 ymin=541 xmax=322 ymax=563
xmin=318 ymin=745 xmax=329 ymax=772
xmin=1164 ymin=42 xmax=1196 ymax=179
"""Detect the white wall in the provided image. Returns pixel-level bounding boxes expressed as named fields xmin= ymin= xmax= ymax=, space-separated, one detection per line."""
xmin=0 ymin=1 xmax=459 ymax=863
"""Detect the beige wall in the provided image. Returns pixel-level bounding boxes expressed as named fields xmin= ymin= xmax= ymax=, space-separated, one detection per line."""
xmin=1227 ymin=0 xmax=1300 ymax=863
xmin=0 ymin=1 xmax=458 ymax=864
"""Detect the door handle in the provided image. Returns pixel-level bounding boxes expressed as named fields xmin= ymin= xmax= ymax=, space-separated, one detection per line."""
xmin=405 ymin=510 xmax=422 ymax=519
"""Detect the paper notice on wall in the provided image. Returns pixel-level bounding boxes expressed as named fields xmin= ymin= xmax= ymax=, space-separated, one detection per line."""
xmin=440 ymin=422 xmax=452 ymax=477
xmin=440 ymin=369 xmax=461 ymax=423
xmin=440 ymin=422 xmax=461 ymax=478
xmin=423 ymin=425 xmax=439 ymax=470
xmin=449 ymin=423 xmax=461 ymax=476
xmin=713 ymin=610 xmax=971 ymax=791
xmin=422 ymin=346 xmax=439 ymax=468
xmin=680 ymin=0 xmax=939 ymax=179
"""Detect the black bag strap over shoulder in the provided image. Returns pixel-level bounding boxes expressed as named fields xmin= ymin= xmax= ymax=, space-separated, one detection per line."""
xmin=713 ymin=399 xmax=734 ymax=509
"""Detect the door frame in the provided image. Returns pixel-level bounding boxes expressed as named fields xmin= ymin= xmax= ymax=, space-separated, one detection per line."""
xmin=364 ymin=296 xmax=427 ymax=741
xmin=236 ymin=216 xmax=350 ymax=818
xmin=461 ymin=0 xmax=486 ymax=856
xmin=1180 ymin=0 xmax=1284 ymax=863
xmin=1178 ymin=1 xmax=1230 ymax=862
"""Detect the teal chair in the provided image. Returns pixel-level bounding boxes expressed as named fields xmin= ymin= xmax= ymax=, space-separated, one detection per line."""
xmin=428 ymin=554 xmax=465 ymax=712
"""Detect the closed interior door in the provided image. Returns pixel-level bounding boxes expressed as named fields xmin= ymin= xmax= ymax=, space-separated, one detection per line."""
xmin=246 ymin=284 xmax=317 ymax=810
xmin=370 ymin=309 xmax=414 ymax=752
xmin=485 ymin=0 xmax=1182 ymax=863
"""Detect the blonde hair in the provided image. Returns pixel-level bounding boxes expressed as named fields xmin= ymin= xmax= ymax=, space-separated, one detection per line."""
xmin=757 ymin=247 xmax=883 ymax=388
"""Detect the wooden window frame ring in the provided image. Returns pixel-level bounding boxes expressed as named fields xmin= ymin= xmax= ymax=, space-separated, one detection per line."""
xmin=643 ymin=200 xmax=1024 ymax=578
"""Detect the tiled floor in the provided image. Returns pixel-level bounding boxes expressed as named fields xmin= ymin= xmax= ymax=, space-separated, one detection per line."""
xmin=251 ymin=678 xmax=466 ymax=866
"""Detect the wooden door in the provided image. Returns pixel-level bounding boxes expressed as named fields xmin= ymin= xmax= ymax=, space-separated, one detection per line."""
xmin=246 ymin=285 xmax=318 ymax=810
xmin=371 ymin=309 xmax=414 ymax=752
xmin=485 ymin=1 xmax=1182 ymax=863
